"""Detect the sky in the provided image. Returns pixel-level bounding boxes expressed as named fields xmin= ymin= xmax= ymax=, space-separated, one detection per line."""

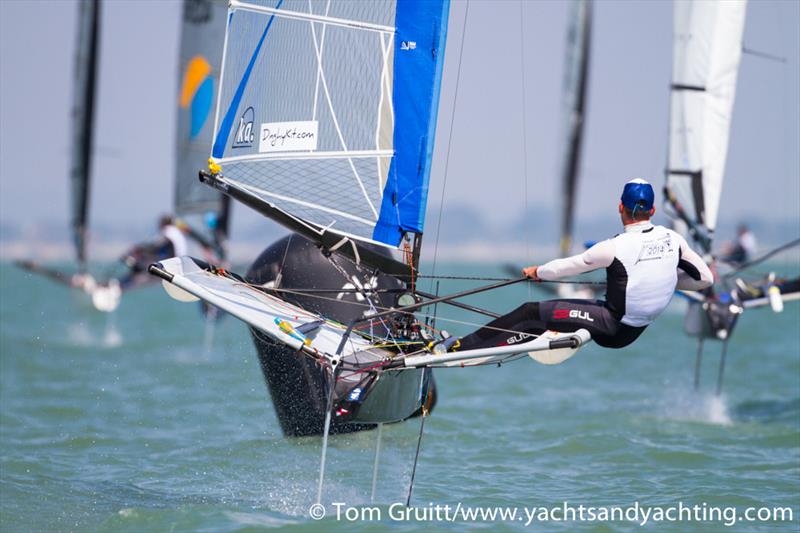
xmin=0 ymin=0 xmax=798 ymax=253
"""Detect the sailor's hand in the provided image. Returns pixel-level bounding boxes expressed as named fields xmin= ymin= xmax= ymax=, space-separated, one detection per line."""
xmin=522 ymin=266 xmax=540 ymax=280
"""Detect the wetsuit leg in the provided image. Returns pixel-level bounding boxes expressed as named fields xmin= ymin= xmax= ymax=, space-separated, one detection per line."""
xmin=536 ymin=300 xmax=646 ymax=348
xmin=458 ymin=299 xmax=646 ymax=350
xmin=457 ymin=302 xmax=546 ymax=350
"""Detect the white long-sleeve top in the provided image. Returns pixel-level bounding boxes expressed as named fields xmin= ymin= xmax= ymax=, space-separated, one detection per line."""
xmin=537 ymin=221 xmax=713 ymax=327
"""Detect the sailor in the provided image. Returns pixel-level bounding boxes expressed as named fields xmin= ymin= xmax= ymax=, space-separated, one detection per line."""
xmin=722 ymin=224 xmax=757 ymax=265
xmin=444 ymin=179 xmax=714 ymax=352
xmin=119 ymin=215 xmax=188 ymax=289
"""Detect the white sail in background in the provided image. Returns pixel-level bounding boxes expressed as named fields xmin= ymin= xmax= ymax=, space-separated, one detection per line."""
xmin=208 ymin=0 xmax=449 ymax=250
xmin=665 ymin=0 xmax=747 ymax=252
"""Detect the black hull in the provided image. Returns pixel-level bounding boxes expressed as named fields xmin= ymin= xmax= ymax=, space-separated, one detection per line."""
xmin=247 ymin=234 xmax=436 ymax=437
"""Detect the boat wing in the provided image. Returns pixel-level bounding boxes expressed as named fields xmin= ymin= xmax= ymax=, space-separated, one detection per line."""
xmin=150 ymin=256 xmax=374 ymax=356
xmin=151 ymin=257 xmax=592 ymax=368
xmin=400 ymin=329 xmax=591 ymax=369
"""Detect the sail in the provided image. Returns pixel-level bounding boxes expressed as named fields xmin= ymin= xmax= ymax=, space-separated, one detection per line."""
xmin=208 ymin=0 xmax=450 ymax=250
xmin=665 ymin=0 xmax=747 ymax=253
xmin=175 ymin=0 xmax=231 ymax=258
xmin=557 ymin=0 xmax=592 ymax=257
xmin=70 ymin=0 xmax=100 ymax=269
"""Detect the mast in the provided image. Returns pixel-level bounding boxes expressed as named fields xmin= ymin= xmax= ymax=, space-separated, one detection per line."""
xmin=203 ymin=0 xmax=450 ymax=280
xmin=175 ymin=0 xmax=231 ymax=260
xmin=558 ymin=0 xmax=592 ymax=258
xmin=70 ymin=0 xmax=101 ymax=271
xmin=664 ymin=0 xmax=747 ymax=254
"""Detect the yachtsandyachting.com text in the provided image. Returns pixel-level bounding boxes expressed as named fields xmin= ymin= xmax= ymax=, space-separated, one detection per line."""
xmin=308 ymin=501 xmax=794 ymax=527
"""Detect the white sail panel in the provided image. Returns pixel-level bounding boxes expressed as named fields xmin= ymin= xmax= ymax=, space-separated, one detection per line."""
xmin=210 ymin=0 xmax=449 ymax=248
xmin=666 ymin=0 xmax=746 ymax=249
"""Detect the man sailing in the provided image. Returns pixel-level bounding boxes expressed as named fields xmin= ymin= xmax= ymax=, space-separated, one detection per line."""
xmin=119 ymin=215 xmax=189 ymax=289
xmin=441 ymin=179 xmax=713 ymax=352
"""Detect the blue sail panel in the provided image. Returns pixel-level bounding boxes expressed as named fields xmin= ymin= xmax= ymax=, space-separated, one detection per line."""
xmin=372 ymin=0 xmax=450 ymax=246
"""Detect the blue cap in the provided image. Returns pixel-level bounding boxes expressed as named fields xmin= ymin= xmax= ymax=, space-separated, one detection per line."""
xmin=204 ymin=211 xmax=218 ymax=229
xmin=621 ymin=179 xmax=654 ymax=211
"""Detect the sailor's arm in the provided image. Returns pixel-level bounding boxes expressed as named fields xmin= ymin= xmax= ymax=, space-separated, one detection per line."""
xmin=675 ymin=236 xmax=714 ymax=290
xmin=527 ymin=240 xmax=615 ymax=280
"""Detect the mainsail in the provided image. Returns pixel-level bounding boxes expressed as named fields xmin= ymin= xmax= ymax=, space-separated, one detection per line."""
xmin=557 ymin=0 xmax=592 ymax=257
xmin=665 ymin=0 xmax=747 ymax=253
xmin=205 ymin=0 xmax=449 ymax=272
xmin=70 ymin=0 xmax=101 ymax=269
xmin=175 ymin=0 xmax=231 ymax=259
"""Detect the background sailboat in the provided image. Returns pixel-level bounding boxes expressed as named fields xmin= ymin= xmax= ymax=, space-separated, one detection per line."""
xmin=14 ymin=0 xmax=121 ymax=312
xmin=553 ymin=0 xmax=596 ymax=299
xmin=175 ymin=0 xmax=231 ymax=266
xmin=664 ymin=0 xmax=799 ymax=394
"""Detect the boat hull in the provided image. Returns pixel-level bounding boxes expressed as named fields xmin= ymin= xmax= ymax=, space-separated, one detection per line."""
xmin=247 ymin=234 xmax=436 ymax=437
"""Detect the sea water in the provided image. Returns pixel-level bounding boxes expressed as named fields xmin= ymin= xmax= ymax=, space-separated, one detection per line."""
xmin=1 ymin=262 xmax=798 ymax=532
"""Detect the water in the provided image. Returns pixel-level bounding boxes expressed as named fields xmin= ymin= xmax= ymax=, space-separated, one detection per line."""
xmin=1 ymin=262 xmax=798 ymax=531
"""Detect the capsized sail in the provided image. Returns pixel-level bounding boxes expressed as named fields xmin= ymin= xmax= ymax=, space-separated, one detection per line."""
xmin=175 ymin=0 xmax=231 ymax=259
xmin=206 ymin=0 xmax=450 ymax=264
xmin=70 ymin=0 xmax=101 ymax=269
xmin=665 ymin=0 xmax=747 ymax=253
xmin=558 ymin=0 xmax=592 ymax=258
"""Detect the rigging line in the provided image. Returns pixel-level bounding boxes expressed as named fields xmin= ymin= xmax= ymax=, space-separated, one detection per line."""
xmin=418 ymin=273 xmax=606 ymax=285
xmin=519 ymin=0 xmax=531 ymax=300
xmin=429 ymin=0 xmax=470 ymax=292
xmin=250 ymin=283 xmax=544 ymax=347
xmin=741 ymin=45 xmax=787 ymax=64
xmin=721 ymin=238 xmax=800 ymax=280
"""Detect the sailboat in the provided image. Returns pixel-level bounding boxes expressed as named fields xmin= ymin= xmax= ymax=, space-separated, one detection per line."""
xmin=14 ymin=0 xmax=121 ymax=313
xmin=174 ymin=0 xmax=232 ymax=329
xmin=553 ymin=0 xmax=595 ymax=299
xmin=152 ymin=0 xmax=590 ymax=425
xmin=503 ymin=0 xmax=596 ymax=298
xmin=664 ymin=0 xmax=799 ymax=394
xmin=175 ymin=0 xmax=231 ymax=266
xmin=149 ymin=0 xmax=592 ymax=501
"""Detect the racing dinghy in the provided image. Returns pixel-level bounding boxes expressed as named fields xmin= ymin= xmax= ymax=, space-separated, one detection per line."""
xmin=150 ymin=0 xmax=593 ymax=502
xmin=174 ymin=0 xmax=231 ymax=330
xmin=150 ymin=255 xmax=590 ymax=425
xmin=15 ymin=0 xmax=121 ymax=313
xmin=664 ymin=0 xmax=799 ymax=394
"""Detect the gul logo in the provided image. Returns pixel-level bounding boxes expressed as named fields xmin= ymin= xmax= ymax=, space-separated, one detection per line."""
xmin=506 ymin=333 xmax=534 ymax=345
xmin=400 ymin=41 xmax=417 ymax=50
xmin=232 ymin=106 xmax=255 ymax=148
xmin=179 ymin=56 xmax=213 ymax=139
xmin=553 ymin=309 xmax=594 ymax=322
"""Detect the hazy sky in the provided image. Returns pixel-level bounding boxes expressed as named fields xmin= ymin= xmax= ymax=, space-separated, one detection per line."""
xmin=1 ymin=0 xmax=798 ymax=247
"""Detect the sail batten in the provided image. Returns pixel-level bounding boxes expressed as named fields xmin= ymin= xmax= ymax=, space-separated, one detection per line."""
xmin=208 ymin=0 xmax=449 ymax=251
xmin=231 ymin=1 xmax=395 ymax=33
xmin=666 ymin=0 xmax=747 ymax=252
